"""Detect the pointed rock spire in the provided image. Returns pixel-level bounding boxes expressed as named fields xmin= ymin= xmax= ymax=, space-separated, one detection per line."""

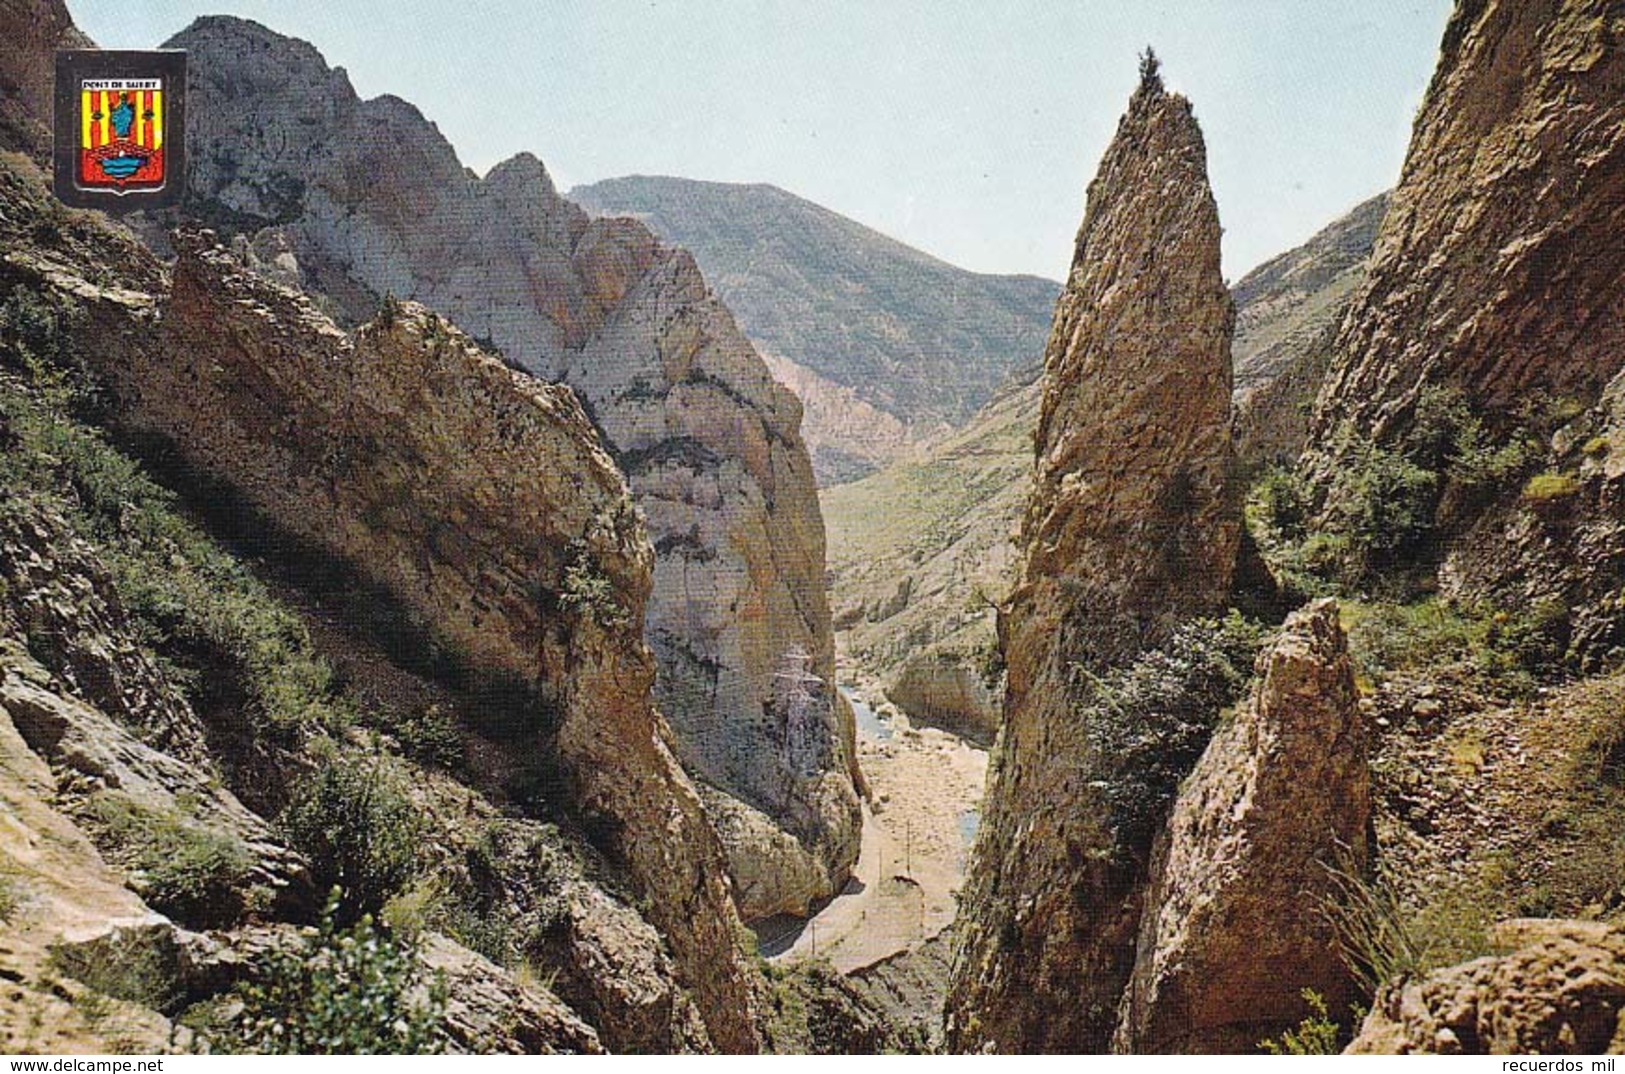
xmin=946 ymin=56 xmax=1237 ymax=1053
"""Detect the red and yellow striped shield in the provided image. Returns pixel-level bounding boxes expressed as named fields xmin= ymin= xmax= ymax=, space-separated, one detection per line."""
xmin=76 ymin=78 xmax=166 ymax=192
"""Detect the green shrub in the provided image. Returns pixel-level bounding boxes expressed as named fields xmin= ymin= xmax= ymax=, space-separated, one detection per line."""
xmin=1252 ymin=466 xmax=1313 ymax=541
xmin=281 ymin=759 xmax=422 ymax=921
xmin=144 ymin=829 xmax=252 ymax=929
xmin=144 ymin=829 xmax=253 ymax=929
xmin=1259 ymin=990 xmax=1343 ymax=1055
xmin=1345 ymin=598 xmax=1567 ymax=696
xmin=1302 ymin=387 xmax=1540 ymax=584
xmin=0 ymin=286 xmax=94 ymax=411
xmin=87 ymin=793 xmax=253 ymax=930
xmin=1336 ymin=444 xmax=1438 ymax=565
xmin=378 ymin=703 xmax=465 ymax=770
xmin=1080 ymin=611 xmax=1270 ymax=860
xmin=48 ymin=935 xmax=182 ymax=1015
xmin=1521 ymin=471 xmax=1581 ymax=504
xmin=559 ymin=548 xmax=628 ymax=629
xmin=0 ymin=387 xmax=350 ymax=746
xmin=222 ymin=893 xmax=448 ymax=1054
xmin=1319 ymin=857 xmax=1496 ymax=1002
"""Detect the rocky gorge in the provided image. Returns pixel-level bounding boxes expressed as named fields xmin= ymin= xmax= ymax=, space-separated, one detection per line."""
xmin=2 ymin=0 xmax=1624 ymax=1057
xmin=153 ymin=14 xmax=864 ymax=926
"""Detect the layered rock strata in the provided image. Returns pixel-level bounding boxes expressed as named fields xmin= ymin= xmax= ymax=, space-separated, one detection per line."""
xmin=1305 ymin=2 xmax=1625 ymax=660
xmin=0 ymin=187 xmax=760 ymax=1047
xmin=1312 ymin=0 xmax=1625 ymax=442
xmin=159 ymin=16 xmax=860 ymax=918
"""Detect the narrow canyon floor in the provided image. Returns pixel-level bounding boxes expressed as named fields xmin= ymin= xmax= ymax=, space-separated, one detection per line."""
xmin=754 ymin=675 xmax=987 ymax=974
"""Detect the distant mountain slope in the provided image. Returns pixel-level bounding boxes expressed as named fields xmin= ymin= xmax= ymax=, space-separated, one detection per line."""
xmin=1231 ymin=191 xmax=1389 ymax=398
xmin=1231 ymin=191 xmax=1389 ymax=468
xmin=571 ymin=176 xmax=1060 ymax=483
xmin=824 ymin=192 xmax=1388 ymax=704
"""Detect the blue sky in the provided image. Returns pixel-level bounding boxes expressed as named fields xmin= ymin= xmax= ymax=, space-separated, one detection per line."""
xmin=74 ymin=1 xmax=1454 ymax=282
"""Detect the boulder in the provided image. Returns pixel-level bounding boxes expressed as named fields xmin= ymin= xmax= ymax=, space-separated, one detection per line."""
xmin=1115 ymin=599 xmax=1369 ymax=1053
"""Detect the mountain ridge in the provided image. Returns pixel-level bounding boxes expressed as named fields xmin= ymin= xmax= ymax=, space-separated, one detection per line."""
xmin=572 ymin=174 xmax=1060 ymax=483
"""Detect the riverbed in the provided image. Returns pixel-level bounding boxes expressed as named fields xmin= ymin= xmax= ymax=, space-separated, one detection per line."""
xmin=757 ymin=686 xmax=987 ymax=973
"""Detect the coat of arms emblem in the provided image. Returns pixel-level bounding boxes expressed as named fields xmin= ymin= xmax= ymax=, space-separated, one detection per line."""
xmin=53 ymin=50 xmax=186 ymax=210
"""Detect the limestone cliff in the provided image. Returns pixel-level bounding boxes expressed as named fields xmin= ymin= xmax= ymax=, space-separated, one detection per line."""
xmin=1116 ymin=600 xmax=1368 ymax=1053
xmin=571 ymin=175 xmax=1060 ymax=483
xmin=138 ymin=233 xmax=761 ymax=1051
xmin=158 ymin=16 xmax=860 ymax=919
xmin=1305 ymin=0 xmax=1625 ymax=656
xmin=945 ymin=58 xmax=1236 ymax=1053
xmin=1312 ymin=1 xmax=1624 ymax=440
xmin=0 ymin=119 xmax=762 ymax=1042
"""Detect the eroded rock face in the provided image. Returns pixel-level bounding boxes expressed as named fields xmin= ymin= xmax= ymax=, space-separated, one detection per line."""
xmin=1307 ymin=2 xmax=1625 ymax=486
xmin=1444 ymin=362 xmax=1625 ymax=670
xmin=0 ymin=499 xmax=212 ymax=769
xmin=1116 ymin=599 xmax=1368 ymax=1053
xmin=418 ymin=934 xmax=606 ymax=1055
xmin=1015 ymin=77 xmax=1237 ymax=674
xmin=1297 ymin=0 xmax=1625 ymax=666
xmin=885 ymin=652 xmax=998 ymax=744
xmin=571 ymin=175 xmax=1060 ymax=484
xmin=945 ymin=63 xmax=1236 ymax=1054
xmin=159 ymin=16 xmax=861 ymax=920
xmin=0 ymin=0 xmax=91 ymax=158
xmin=1348 ymin=920 xmax=1625 ymax=1054
xmin=40 ymin=228 xmax=760 ymax=1051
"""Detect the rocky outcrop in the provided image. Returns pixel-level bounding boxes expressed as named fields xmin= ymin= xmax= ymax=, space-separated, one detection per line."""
xmin=0 ymin=186 xmax=760 ymax=1049
xmin=885 ymin=651 xmax=998 ymax=744
xmin=1444 ymin=363 xmax=1625 ymax=670
xmin=542 ymin=882 xmax=711 ymax=1053
xmin=1312 ymin=1 xmax=1624 ymax=443
xmin=102 ymin=232 xmax=759 ymax=1050
xmin=1348 ymin=920 xmax=1625 ymax=1054
xmin=945 ymin=58 xmax=1236 ymax=1054
xmin=1296 ymin=0 xmax=1625 ymax=665
xmin=0 ymin=500 xmax=313 ymax=923
xmin=0 ymin=498 xmax=212 ymax=769
xmin=159 ymin=16 xmax=861 ymax=920
xmin=417 ymin=934 xmax=606 ymax=1055
xmin=1016 ymin=72 xmax=1236 ymax=671
xmin=0 ymin=649 xmax=182 ymax=1053
xmin=824 ymin=189 xmax=1387 ymax=695
xmin=1115 ymin=599 xmax=1368 ymax=1053
xmin=0 ymin=0 xmax=91 ymax=158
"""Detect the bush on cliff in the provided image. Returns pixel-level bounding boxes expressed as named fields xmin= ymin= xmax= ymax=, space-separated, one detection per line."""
xmin=281 ymin=756 xmax=422 ymax=922
xmin=1268 ymin=386 xmax=1541 ymax=589
xmin=0 ymin=371 xmax=351 ymax=755
xmin=220 ymin=892 xmax=448 ymax=1054
xmin=1078 ymin=611 xmax=1270 ymax=861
